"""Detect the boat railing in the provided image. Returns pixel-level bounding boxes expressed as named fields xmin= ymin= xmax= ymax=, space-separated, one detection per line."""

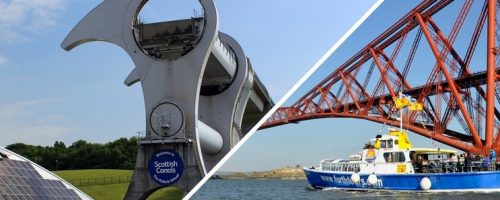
xmin=414 ymin=159 xmax=500 ymax=173
xmin=320 ymin=161 xmax=360 ymax=172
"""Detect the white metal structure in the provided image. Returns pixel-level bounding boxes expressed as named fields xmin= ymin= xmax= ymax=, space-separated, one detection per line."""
xmin=61 ymin=0 xmax=273 ymax=198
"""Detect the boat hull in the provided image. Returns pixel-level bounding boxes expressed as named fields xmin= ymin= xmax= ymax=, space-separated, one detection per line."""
xmin=304 ymin=167 xmax=500 ymax=191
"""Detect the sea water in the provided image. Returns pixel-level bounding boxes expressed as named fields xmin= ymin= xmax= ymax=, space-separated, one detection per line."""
xmin=191 ymin=179 xmax=499 ymax=199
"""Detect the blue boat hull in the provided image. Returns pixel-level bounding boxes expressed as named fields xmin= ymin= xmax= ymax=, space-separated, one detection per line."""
xmin=304 ymin=168 xmax=500 ymax=191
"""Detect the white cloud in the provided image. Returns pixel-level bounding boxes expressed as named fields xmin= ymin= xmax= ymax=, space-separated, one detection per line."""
xmin=0 ymin=98 xmax=75 ymax=146
xmin=0 ymin=54 xmax=6 ymax=65
xmin=0 ymin=0 xmax=66 ymax=43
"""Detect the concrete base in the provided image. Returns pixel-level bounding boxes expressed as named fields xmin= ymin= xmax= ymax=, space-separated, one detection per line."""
xmin=124 ymin=142 xmax=203 ymax=200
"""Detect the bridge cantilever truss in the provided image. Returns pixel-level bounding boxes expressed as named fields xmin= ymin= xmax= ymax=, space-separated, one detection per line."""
xmin=262 ymin=0 xmax=500 ymax=155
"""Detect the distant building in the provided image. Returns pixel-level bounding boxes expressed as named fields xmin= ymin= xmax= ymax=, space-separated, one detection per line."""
xmin=0 ymin=146 xmax=91 ymax=199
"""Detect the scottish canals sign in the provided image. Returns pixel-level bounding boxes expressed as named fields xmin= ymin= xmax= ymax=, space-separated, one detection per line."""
xmin=148 ymin=150 xmax=184 ymax=185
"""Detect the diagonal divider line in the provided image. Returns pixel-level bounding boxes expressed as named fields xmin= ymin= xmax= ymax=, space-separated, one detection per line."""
xmin=183 ymin=1 xmax=385 ymax=199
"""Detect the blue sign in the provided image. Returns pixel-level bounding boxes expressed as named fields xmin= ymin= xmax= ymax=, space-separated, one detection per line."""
xmin=148 ymin=150 xmax=184 ymax=185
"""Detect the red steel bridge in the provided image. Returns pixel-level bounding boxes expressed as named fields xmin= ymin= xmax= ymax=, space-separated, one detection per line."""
xmin=261 ymin=0 xmax=500 ymax=155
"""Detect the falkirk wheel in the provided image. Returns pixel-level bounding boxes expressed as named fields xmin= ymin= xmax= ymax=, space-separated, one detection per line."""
xmin=61 ymin=0 xmax=273 ymax=199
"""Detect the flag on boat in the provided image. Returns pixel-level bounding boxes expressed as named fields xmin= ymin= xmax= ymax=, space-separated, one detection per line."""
xmin=393 ymin=97 xmax=410 ymax=109
xmin=408 ymin=102 xmax=423 ymax=111
xmin=393 ymin=94 xmax=423 ymax=111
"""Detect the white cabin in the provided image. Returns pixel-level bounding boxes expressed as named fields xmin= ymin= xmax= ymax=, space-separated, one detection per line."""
xmin=319 ymin=129 xmax=457 ymax=175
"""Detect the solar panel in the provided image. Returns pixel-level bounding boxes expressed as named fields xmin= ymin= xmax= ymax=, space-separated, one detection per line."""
xmin=0 ymin=158 xmax=86 ymax=199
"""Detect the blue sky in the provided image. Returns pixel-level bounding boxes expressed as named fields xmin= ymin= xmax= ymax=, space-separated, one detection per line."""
xmin=0 ymin=0 xmax=377 ymax=147
xmin=220 ymin=0 xmax=489 ymax=172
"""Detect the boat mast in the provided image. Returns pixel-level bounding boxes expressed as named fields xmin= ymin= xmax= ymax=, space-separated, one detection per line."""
xmin=399 ymin=92 xmax=403 ymax=133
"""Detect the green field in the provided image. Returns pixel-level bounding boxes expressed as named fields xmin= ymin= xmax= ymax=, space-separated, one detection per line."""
xmin=54 ymin=169 xmax=183 ymax=200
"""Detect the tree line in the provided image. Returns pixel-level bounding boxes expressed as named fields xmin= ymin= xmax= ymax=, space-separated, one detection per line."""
xmin=6 ymin=137 xmax=138 ymax=171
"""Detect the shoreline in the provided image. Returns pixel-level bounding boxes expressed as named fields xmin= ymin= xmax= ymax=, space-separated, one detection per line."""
xmin=215 ymin=166 xmax=306 ymax=180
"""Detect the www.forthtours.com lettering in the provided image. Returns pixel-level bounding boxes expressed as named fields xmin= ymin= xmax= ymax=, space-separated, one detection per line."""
xmin=320 ymin=175 xmax=383 ymax=188
xmin=155 ymin=161 xmax=178 ymax=174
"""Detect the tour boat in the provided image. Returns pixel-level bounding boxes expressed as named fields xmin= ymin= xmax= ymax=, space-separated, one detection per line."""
xmin=303 ymin=95 xmax=500 ymax=192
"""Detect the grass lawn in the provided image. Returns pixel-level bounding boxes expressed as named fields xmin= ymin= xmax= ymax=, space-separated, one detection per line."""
xmin=79 ymin=183 xmax=129 ymax=200
xmin=54 ymin=169 xmax=133 ymax=180
xmin=147 ymin=187 xmax=183 ymax=200
xmin=53 ymin=169 xmax=182 ymax=200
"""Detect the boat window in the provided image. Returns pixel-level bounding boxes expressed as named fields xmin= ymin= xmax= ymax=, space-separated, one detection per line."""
xmin=395 ymin=140 xmax=399 ymax=145
xmin=383 ymin=152 xmax=406 ymax=163
xmin=320 ymin=161 xmax=360 ymax=172
xmin=394 ymin=152 xmax=405 ymax=162
xmin=380 ymin=140 xmax=394 ymax=148
xmin=383 ymin=152 xmax=393 ymax=162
